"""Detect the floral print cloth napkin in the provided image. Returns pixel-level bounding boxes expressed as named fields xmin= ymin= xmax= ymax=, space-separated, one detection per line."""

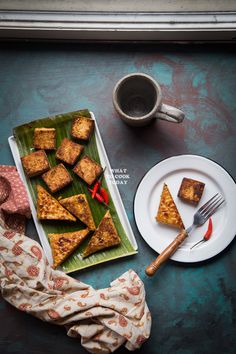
xmin=0 ymin=165 xmax=31 ymax=233
xmin=0 ymin=166 xmax=151 ymax=353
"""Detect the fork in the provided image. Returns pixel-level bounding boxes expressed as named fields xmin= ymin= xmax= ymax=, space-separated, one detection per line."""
xmin=145 ymin=193 xmax=225 ymax=276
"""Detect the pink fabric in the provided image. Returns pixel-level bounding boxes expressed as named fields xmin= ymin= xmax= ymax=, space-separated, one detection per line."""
xmin=0 ymin=166 xmax=151 ymax=353
xmin=0 ymin=165 xmax=31 ymax=233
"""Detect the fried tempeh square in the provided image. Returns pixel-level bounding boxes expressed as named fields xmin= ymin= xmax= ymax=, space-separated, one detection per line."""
xmin=33 ymin=127 xmax=56 ymax=150
xmin=156 ymin=183 xmax=184 ymax=229
xmin=83 ymin=210 xmax=121 ymax=258
xmin=71 ymin=116 xmax=94 ymax=141
xmin=42 ymin=163 xmax=73 ymax=193
xmin=21 ymin=150 xmax=50 ymax=178
xmin=73 ymin=155 xmax=103 ymax=185
xmin=55 ymin=138 xmax=83 ymax=165
xmin=178 ymin=178 xmax=205 ymax=205
xmin=36 ymin=185 xmax=76 ymax=221
xmin=60 ymin=194 xmax=96 ymax=230
xmin=48 ymin=228 xmax=90 ymax=268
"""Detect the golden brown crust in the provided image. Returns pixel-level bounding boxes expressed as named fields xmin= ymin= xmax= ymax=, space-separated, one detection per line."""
xmin=178 ymin=178 xmax=205 ymax=205
xmin=71 ymin=116 xmax=94 ymax=141
xmin=156 ymin=183 xmax=184 ymax=229
xmin=73 ymin=155 xmax=103 ymax=185
xmin=42 ymin=163 xmax=73 ymax=193
xmin=83 ymin=210 xmax=121 ymax=258
xmin=48 ymin=228 xmax=89 ymax=268
xmin=21 ymin=150 xmax=50 ymax=178
xmin=60 ymin=194 xmax=96 ymax=230
xmin=36 ymin=184 xmax=76 ymax=221
xmin=55 ymin=138 xmax=83 ymax=165
xmin=33 ymin=127 xmax=56 ymax=150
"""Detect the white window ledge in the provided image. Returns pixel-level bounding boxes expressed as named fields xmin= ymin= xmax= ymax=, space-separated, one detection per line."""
xmin=0 ymin=11 xmax=236 ymax=41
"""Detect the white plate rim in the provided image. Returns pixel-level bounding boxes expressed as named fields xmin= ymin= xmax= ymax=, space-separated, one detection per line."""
xmin=134 ymin=154 xmax=236 ymax=263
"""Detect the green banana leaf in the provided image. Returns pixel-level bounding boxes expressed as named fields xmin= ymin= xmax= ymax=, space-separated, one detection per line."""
xmin=13 ymin=109 xmax=137 ymax=273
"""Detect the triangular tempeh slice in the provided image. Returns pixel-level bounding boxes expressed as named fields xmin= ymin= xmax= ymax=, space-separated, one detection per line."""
xmin=48 ymin=229 xmax=90 ymax=268
xmin=36 ymin=185 xmax=76 ymax=221
xmin=59 ymin=194 xmax=96 ymax=230
xmin=156 ymin=183 xmax=185 ymax=229
xmin=83 ymin=210 xmax=121 ymax=258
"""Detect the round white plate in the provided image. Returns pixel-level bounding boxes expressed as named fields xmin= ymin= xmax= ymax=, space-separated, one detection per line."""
xmin=134 ymin=155 xmax=236 ymax=262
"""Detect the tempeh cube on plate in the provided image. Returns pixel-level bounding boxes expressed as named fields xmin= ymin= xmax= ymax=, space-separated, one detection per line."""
xmin=21 ymin=150 xmax=50 ymax=178
xmin=73 ymin=155 xmax=103 ymax=185
xmin=71 ymin=116 xmax=94 ymax=141
xmin=33 ymin=127 xmax=56 ymax=150
xmin=55 ymin=138 xmax=83 ymax=165
xmin=178 ymin=178 xmax=205 ymax=205
xmin=42 ymin=163 xmax=73 ymax=193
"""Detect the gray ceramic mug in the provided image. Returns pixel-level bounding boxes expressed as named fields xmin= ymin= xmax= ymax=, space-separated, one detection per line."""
xmin=113 ymin=73 xmax=185 ymax=127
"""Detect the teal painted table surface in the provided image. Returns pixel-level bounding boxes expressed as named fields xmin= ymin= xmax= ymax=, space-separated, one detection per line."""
xmin=0 ymin=42 xmax=235 ymax=354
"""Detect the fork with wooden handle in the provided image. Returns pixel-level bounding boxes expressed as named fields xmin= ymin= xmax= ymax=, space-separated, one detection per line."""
xmin=145 ymin=193 xmax=225 ymax=276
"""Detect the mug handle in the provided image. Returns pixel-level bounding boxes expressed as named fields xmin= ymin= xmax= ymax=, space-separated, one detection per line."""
xmin=155 ymin=103 xmax=184 ymax=123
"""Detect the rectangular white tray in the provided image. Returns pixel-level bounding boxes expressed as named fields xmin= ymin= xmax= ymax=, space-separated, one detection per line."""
xmin=8 ymin=111 xmax=137 ymax=271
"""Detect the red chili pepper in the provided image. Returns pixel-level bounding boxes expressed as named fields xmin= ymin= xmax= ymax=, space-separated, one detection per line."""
xmin=88 ymin=187 xmax=114 ymax=211
xmin=190 ymin=218 xmax=213 ymax=249
xmin=94 ymin=192 xmax=104 ymax=203
xmin=92 ymin=181 xmax=100 ymax=199
xmin=88 ymin=188 xmax=104 ymax=203
xmin=204 ymin=217 xmax=213 ymax=241
xmin=100 ymin=187 xmax=109 ymax=205
xmin=91 ymin=167 xmax=106 ymax=198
